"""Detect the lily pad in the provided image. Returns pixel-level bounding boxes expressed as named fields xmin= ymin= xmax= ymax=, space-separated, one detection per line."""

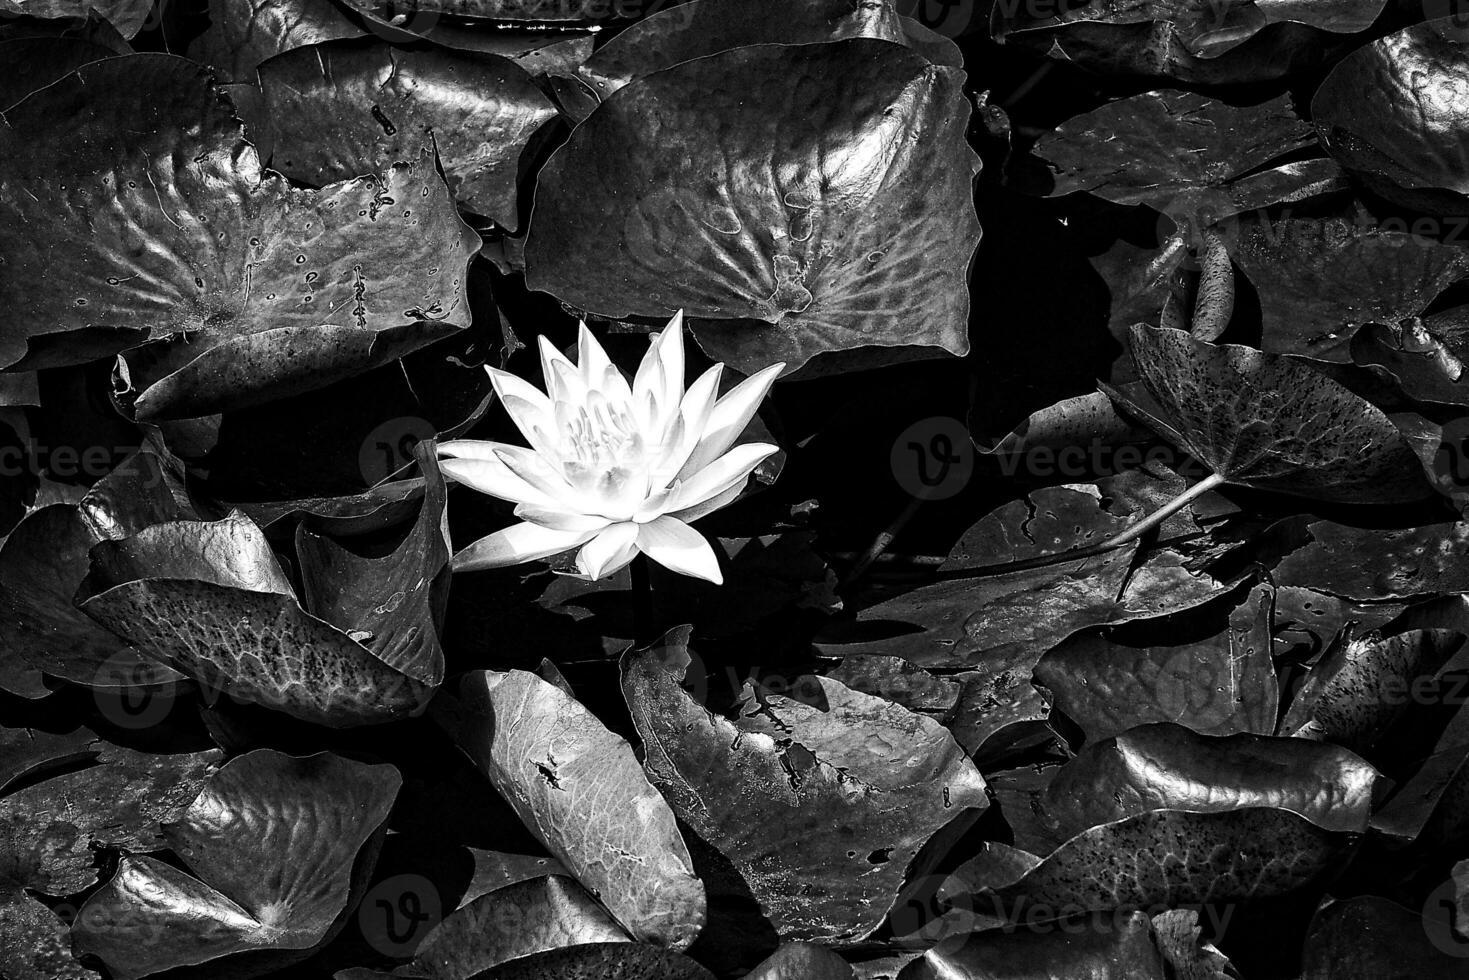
xmin=442 ymin=669 xmax=706 ymax=948
xmin=1299 ymin=895 xmax=1469 ymax=978
xmin=1033 ymin=91 xmax=1328 ymax=231
xmin=570 ymin=0 xmax=959 ymax=116
xmin=993 ymin=0 xmax=1382 ymax=85
xmin=1228 ymin=211 xmax=1469 ymax=364
xmin=75 ymin=499 xmax=442 ymax=726
xmin=524 ymin=38 xmax=980 ymax=377
xmin=1351 ymin=316 xmax=1469 ymax=407
xmin=0 ymin=741 xmax=221 ymax=900
xmin=0 ymin=37 xmax=117 ymax=111
xmin=621 ymin=631 xmax=988 ymax=944
xmin=0 ymin=0 xmax=153 ymax=37
xmin=1035 ymin=582 xmax=1277 ymax=741
xmin=976 ymin=808 xmax=1356 ymax=924
xmin=409 ymin=875 xmax=629 ymax=979
xmin=0 ymin=452 xmax=192 ymax=697
xmin=1279 ymin=629 xmax=1465 ymax=750
xmin=1271 ymin=518 xmax=1469 ymax=600
xmin=1029 ymin=723 xmax=1377 ymax=851
xmin=470 ymin=942 xmax=716 ymax=979
xmin=898 ymin=911 xmax=1168 ymax=980
xmin=72 ymin=749 xmax=400 ymax=979
xmin=1108 ymin=325 xmax=1430 ymax=503
xmin=1312 ymin=21 xmax=1469 ymax=214
xmin=825 ymin=484 xmax=1238 ymax=669
xmin=251 ymin=41 xmax=557 ymax=229
xmin=0 ymin=54 xmax=478 ymax=416
xmin=743 ymin=942 xmax=856 ymax=980
xmin=185 ymin=0 xmax=366 ymax=81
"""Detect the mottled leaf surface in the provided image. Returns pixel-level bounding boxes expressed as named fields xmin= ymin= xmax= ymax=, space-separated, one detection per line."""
xmin=1113 ymin=325 xmax=1430 ymax=502
xmin=446 ymin=669 xmax=706 ymax=948
xmin=622 ymin=633 xmax=987 ymax=943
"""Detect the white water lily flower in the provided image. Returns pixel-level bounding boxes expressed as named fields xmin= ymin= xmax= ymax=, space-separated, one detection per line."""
xmin=439 ymin=312 xmax=783 ymax=585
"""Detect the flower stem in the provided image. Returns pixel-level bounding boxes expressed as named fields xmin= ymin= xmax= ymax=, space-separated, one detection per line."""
xmin=936 ymin=471 xmax=1228 ymax=580
xmin=631 ymin=552 xmax=655 ymax=646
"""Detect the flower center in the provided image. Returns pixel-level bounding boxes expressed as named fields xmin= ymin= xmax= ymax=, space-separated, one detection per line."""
xmin=560 ymin=400 xmax=649 ymax=516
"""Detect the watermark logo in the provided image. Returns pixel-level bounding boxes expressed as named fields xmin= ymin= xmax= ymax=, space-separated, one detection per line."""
xmin=891 ymin=416 xmax=974 ymax=501
xmin=1423 ymin=878 xmax=1469 ymax=957
xmin=92 ymin=653 xmax=180 ymax=730
xmin=900 ymin=0 xmax=982 ymax=37
xmin=360 ymin=416 xmax=436 ymax=486
xmin=359 ymin=874 xmax=443 ymax=957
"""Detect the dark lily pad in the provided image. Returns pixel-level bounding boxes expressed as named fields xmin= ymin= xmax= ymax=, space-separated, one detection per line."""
xmin=621 ymin=631 xmax=988 ymax=943
xmin=76 ymin=506 xmax=440 ymax=727
xmin=0 ymin=452 xmax=193 ymax=697
xmin=409 ymin=875 xmax=629 ymax=979
xmin=1298 ymin=895 xmax=1469 ymax=978
xmin=1351 ymin=316 xmax=1469 ymax=407
xmin=524 ymin=38 xmax=980 ymax=376
xmin=1228 ymin=210 xmax=1469 ymax=365
xmin=993 ymin=0 xmax=1381 ymax=84
xmin=72 ymin=749 xmax=400 ymax=979
xmin=824 ymin=484 xmax=1237 ymax=669
xmin=1029 ymin=723 xmax=1377 ymax=852
xmin=0 ymin=890 xmax=101 ymax=980
xmin=898 ymin=911 xmax=1168 ymax=980
xmin=0 ymin=54 xmax=478 ymax=416
xmin=251 ymin=41 xmax=557 ymax=230
xmin=0 ymin=742 xmax=221 ymax=902
xmin=976 ymin=808 xmax=1355 ymax=924
xmin=0 ymin=37 xmax=116 ymax=111
xmin=442 ymin=669 xmax=706 ymax=948
xmin=0 ymin=0 xmax=153 ymax=37
xmin=1033 ymin=91 xmax=1324 ymax=229
xmin=1271 ymin=518 xmax=1469 ymax=601
xmin=570 ymin=0 xmax=959 ymax=116
xmin=1312 ymin=21 xmax=1469 ymax=214
xmin=1280 ymin=629 xmax=1465 ymax=750
xmin=1035 ymin=582 xmax=1278 ymax=742
xmin=1108 ymin=325 xmax=1430 ymax=503
xmin=185 ymin=0 xmax=366 ymax=81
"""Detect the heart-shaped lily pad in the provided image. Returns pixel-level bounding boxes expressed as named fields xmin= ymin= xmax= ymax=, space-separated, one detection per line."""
xmin=441 ymin=669 xmax=706 ymax=948
xmin=1228 ymin=211 xmax=1469 ymax=364
xmin=621 ymin=631 xmax=987 ymax=944
xmin=1108 ymin=325 xmax=1430 ymax=503
xmin=1312 ymin=21 xmax=1469 ymax=214
xmin=569 ymin=0 xmax=959 ymax=117
xmin=72 ymin=749 xmax=400 ymax=979
xmin=250 ymin=41 xmax=557 ymax=229
xmin=0 ymin=54 xmax=478 ymax=417
xmin=524 ymin=38 xmax=980 ymax=377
